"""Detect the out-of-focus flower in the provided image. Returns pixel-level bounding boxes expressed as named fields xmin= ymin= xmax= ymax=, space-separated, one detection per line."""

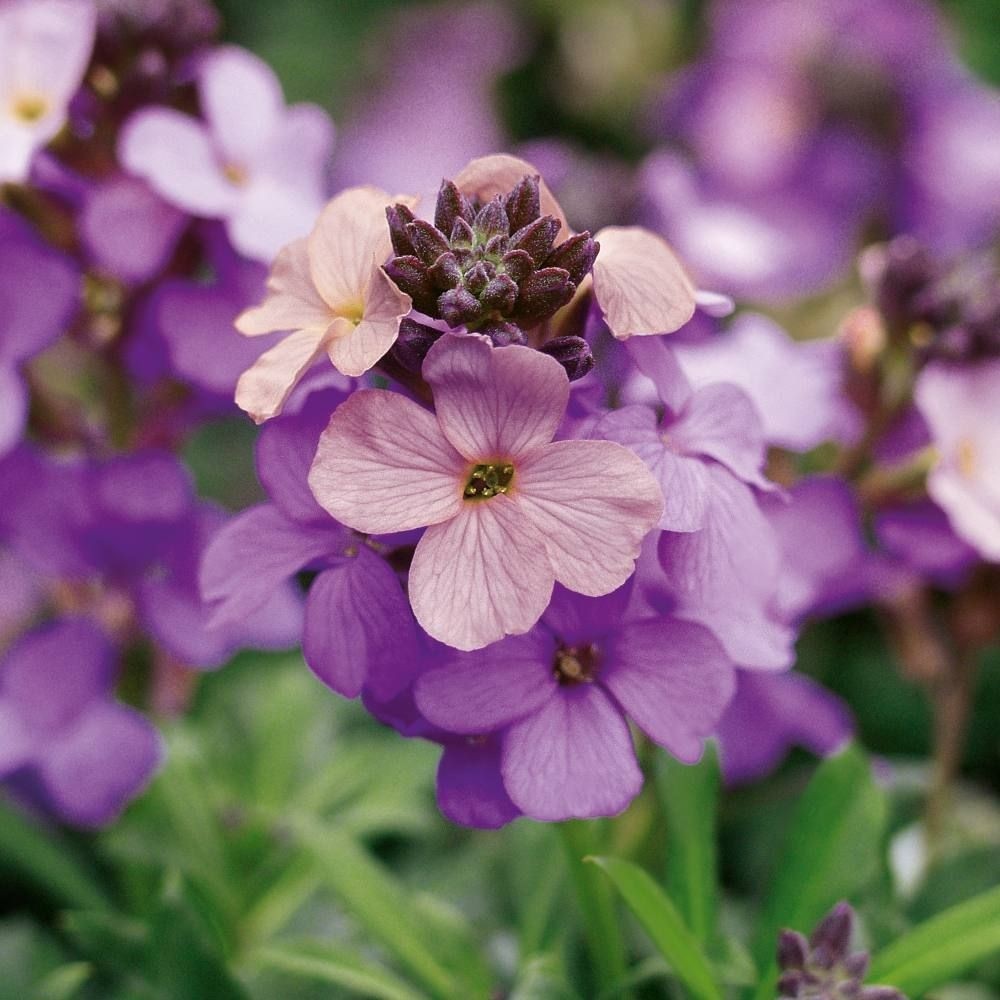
xmin=309 ymin=334 xmax=663 ymax=650
xmin=0 ymin=0 xmax=97 ymax=183
xmin=119 ymin=44 xmax=334 ymax=261
xmin=0 ymin=618 xmax=161 ymax=827
xmin=234 ymin=186 xmax=414 ymax=419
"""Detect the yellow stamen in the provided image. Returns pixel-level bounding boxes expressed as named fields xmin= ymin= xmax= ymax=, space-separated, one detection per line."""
xmin=11 ymin=93 xmax=48 ymax=123
xmin=957 ymin=437 xmax=977 ymax=479
xmin=222 ymin=162 xmax=249 ymax=186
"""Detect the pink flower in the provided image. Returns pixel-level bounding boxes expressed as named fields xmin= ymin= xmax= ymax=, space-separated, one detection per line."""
xmin=308 ymin=334 xmax=665 ymax=650
xmin=0 ymin=0 xmax=96 ymax=183
xmin=233 ymin=186 xmax=415 ymax=422
xmin=914 ymin=360 xmax=1000 ymax=561
xmin=119 ymin=45 xmax=334 ymax=261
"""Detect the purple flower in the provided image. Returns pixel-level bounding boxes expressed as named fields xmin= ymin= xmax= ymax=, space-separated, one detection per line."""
xmin=0 ymin=209 xmax=80 ymax=456
xmin=119 ymin=44 xmax=334 ymax=261
xmin=0 ymin=618 xmax=161 ymax=827
xmin=414 ymin=583 xmax=734 ymax=821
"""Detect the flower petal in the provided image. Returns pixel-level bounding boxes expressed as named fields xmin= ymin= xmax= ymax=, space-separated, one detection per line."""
xmin=415 ymin=630 xmax=557 ymax=733
xmin=592 ymin=226 xmax=697 ymax=338
xmin=602 ymin=618 xmax=734 ymax=762
xmin=422 ymin=334 xmax=568 ymax=460
xmin=453 ymin=154 xmax=568 ymax=237
xmin=0 ymin=367 xmax=27 ymax=457
xmin=119 ymin=108 xmax=237 ymax=217
xmin=309 ymin=389 xmax=465 ymax=533
xmin=502 ymin=685 xmax=642 ymax=820
xmin=437 ymin=738 xmax=521 ymax=830
xmin=304 ymin=549 xmax=415 ymax=700
xmin=515 ymin=439 xmax=664 ymax=596
xmin=236 ymin=237 xmax=332 ymax=336
xmin=235 ymin=326 xmax=326 ymax=424
xmin=0 ymin=700 xmax=34 ymax=775
xmin=228 ymin=175 xmax=324 ymax=263
xmin=325 ymin=263 xmax=411 ymax=377
xmin=409 ymin=496 xmax=555 ymax=650
xmin=257 ymin=102 xmax=335 ymax=199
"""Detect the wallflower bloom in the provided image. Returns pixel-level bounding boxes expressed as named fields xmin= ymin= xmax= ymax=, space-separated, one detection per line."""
xmin=914 ymin=360 xmax=1000 ymax=561
xmin=308 ymin=334 xmax=664 ymax=650
xmin=119 ymin=45 xmax=334 ymax=261
xmin=234 ymin=186 xmax=414 ymax=421
xmin=0 ymin=0 xmax=96 ymax=183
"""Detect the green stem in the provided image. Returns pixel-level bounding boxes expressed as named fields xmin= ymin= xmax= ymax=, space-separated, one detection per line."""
xmin=556 ymin=820 xmax=629 ymax=995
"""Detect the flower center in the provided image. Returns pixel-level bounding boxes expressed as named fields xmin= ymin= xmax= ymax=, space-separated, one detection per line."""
xmin=553 ymin=643 xmax=601 ymax=685
xmin=222 ymin=162 xmax=249 ymax=186
xmin=11 ymin=93 xmax=48 ymax=123
xmin=463 ymin=462 xmax=514 ymax=500
xmin=957 ymin=437 xmax=977 ymax=479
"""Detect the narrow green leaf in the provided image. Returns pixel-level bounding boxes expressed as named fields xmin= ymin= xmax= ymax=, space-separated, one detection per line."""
xmin=61 ymin=911 xmax=147 ymax=974
xmin=868 ymin=883 xmax=1000 ymax=996
xmin=587 ymin=856 xmax=722 ymax=1000
xmin=0 ymin=801 xmax=110 ymax=911
xmin=656 ymin=743 xmax=719 ymax=945
xmin=509 ymin=954 xmax=580 ymax=1000
xmin=751 ymin=745 xmax=887 ymax=1000
xmin=34 ymin=962 xmax=92 ymax=1000
xmin=251 ymin=942 xmax=429 ymax=1000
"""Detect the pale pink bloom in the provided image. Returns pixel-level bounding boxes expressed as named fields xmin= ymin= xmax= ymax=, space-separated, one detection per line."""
xmin=119 ymin=45 xmax=334 ymax=261
xmin=0 ymin=0 xmax=96 ymax=183
xmin=308 ymin=334 xmax=664 ymax=650
xmin=453 ymin=154 xmax=698 ymax=338
xmin=914 ymin=360 xmax=1000 ymax=562
xmin=233 ymin=187 xmax=415 ymax=422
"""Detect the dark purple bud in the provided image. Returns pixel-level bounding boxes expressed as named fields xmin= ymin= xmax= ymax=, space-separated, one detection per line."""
xmin=546 ymin=232 xmax=599 ymax=285
xmin=508 ymin=216 xmax=561 ymax=266
xmin=464 ymin=262 xmax=492 ymax=297
xmin=383 ymin=257 xmax=436 ymax=312
xmin=406 ymin=220 xmax=451 ymax=266
xmin=504 ymin=174 xmax=542 ymax=232
xmin=474 ymin=197 xmax=510 ymax=241
xmin=389 ymin=318 xmax=443 ymax=373
xmin=386 ymin=204 xmax=417 ymax=257
xmin=483 ymin=233 xmax=509 ymax=258
xmin=429 ymin=252 xmax=463 ymax=291
xmin=810 ymin=902 xmax=854 ymax=962
xmin=438 ymin=288 xmax=483 ymax=327
xmin=480 ymin=275 xmax=519 ymax=314
xmin=777 ymin=930 xmax=810 ymax=970
xmin=843 ymin=952 xmax=870 ymax=981
xmin=858 ymin=987 xmax=906 ymax=1000
xmin=539 ymin=336 xmax=594 ymax=381
xmin=501 ymin=249 xmax=534 ymax=284
xmin=450 ymin=217 xmax=476 ymax=248
xmin=513 ymin=267 xmax=575 ymax=323
xmin=434 ymin=179 xmax=473 ymax=236
xmin=478 ymin=321 xmax=527 ymax=347
xmin=777 ymin=970 xmax=806 ymax=997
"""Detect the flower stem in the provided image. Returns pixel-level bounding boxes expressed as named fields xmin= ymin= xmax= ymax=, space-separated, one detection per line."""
xmin=556 ymin=820 xmax=629 ymax=995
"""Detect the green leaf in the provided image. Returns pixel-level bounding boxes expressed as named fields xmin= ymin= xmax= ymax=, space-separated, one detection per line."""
xmin=869 ymin=884 xmax=1000 ymax=996
xmin=508 ymin=954 xmax=580 ymax=1000
xmin=250 ymin=941 xmax=429 ymax=1000
xmin=299 ymin=823 xmax=489 ymax=999
xmin=34 ymin=962 xmax=92 ymax=1000
xmin=0 ymin=800 xmax=110 ymax=911
xmin=656 ymin=743 xmax=719 ymax=945
xmin=0 ymin=918 xmax=67 ymax=1000
xmin=587 ymin=855 xmax=722 ymax=1000
xmin=750 ymin=744 xmax=887 ymax=1000
xmin=61 ymin=910 xmax=148 ymax=975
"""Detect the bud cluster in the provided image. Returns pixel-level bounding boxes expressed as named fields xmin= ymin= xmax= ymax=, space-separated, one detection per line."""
xmin=384 ymin=175 xmax=599 ymax=347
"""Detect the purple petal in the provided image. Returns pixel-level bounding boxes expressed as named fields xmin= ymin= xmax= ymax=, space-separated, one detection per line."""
xmin=502 ymin=685 xmax=642 ymax=820
xmin=0 ymin=367 xmax=27 ymax=457
xmin=437 ymin=737 xmax=521 ymax=829
xmin=0 ymin=701 xmax=35 ymax=775
xmin=540 ymin=582 xmax=633 ymax=647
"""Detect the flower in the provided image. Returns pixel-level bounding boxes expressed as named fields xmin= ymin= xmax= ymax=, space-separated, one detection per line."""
xmin=308 ymin=333 xmax=664 ymax=650
xmin=119 ymin=44 xmax=334 ymax=261
xmin=914 ymin=360 xmax=1000 ymax=561
xmin=234 ymin=186 xmax=415 ymax=421
xmin=0 ymin=0 xmax=97 ymax=184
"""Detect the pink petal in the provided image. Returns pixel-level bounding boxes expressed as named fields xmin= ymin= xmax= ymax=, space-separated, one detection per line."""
xmin=258 ymin=103 xmax=335 ymax=199
xmin=236 ymin=238 xmax=332 ymax=336
xmin=625 ymin=335 xmax=694 ymax=413
xmin=199 ymin=45 xmax=284 ymax=166
xmin=502 ymin=686 xmax=642 ymax=820
xmin=235 ymin=326 xmax=326 ymax=424
xmin=228 ymin=175 xmax=325 ymax=263
xmin=415 ymin=631 xmax=557 ymax=733
xmin=308 ymin=389 xmax=465 ymax=534
xmin=453 ymin=154 xmax=568 ymax=236
xmin=409 ymin=496 xmax=555 ymax=650
xmin=325 ymin=263 xmax=411 ymax=377
xmin=592 ymin=226 xmax=697 ymax=338
xmin=422 ymin=335 xmax=568 ymax=460
xmin=307 ymin=186 xmax=406 ymax=309
xmin=515 ymin=439 xmax=664 ymax=596
xmin=119 ymin=108 xmax=236 ymax=217
xmin=0 ymin=123 xmax=36 ymax=183
xmin=602 ymin=618 xmax=735 ymax=762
